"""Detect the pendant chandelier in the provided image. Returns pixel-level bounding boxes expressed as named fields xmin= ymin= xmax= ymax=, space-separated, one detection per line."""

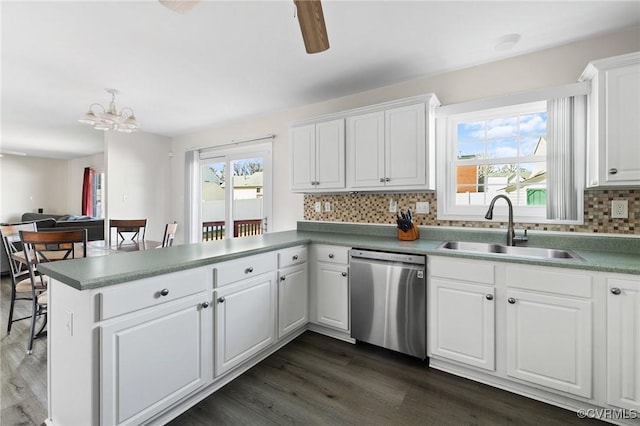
xmin=79 ymin=89 xmax=140 ymax=133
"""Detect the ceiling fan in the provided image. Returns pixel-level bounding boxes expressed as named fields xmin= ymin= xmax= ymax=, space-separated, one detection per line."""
xmin=159 ymin=0 xmax=329 ymax=54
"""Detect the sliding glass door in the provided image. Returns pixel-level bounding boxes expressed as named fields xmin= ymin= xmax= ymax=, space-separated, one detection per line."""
xmin=197 ymin=143 xmax=271 ymax=242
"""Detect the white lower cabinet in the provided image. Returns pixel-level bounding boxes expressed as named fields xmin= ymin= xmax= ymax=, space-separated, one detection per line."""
xmin=310 ymin=245 xmax=350 ymax=332
xmin=316 ymin=262 xmax=349 ymax=330
xmin=214 ymin=273 xmax=277 ymax=376
xmin=101 ymin=293 xmax=212 ymax=426
xmin=606 ymin=275 xmax=640 ymax=411
xmin=505 ymin=265 xmax=593 ymax=398
xmin=278 ymin=263 xmax=308 ymax=338
xmin=429 ymin=256 xmax=496 ymax=371
xmin=505 ymin=289 xmax=592 ymax=397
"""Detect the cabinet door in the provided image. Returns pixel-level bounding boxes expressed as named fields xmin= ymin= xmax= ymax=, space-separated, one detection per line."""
xmin=214 ymin=274 xmax=276 ymax=376
xmin=430 ymin=279 xmax=495 ymax=371
xmin=290 ymin=124 xmax=316 ymax=191
xmin=101 ymin=293 xmax=212 ymax=426
xmin=346 ymin=111 xmax=385 ymax=188
xmin=278 ymin=264 xmax=309 ymax=338
xmin=315 ymin=119 xmax=345 ymax=190
xmin=603 ymin=63 xmax=640 ymax=184
xmin=385 ymin=103 xmax=426 ymax=187
xmin=316 ymin=262 xmax=349 ymax=331
xmin=506 ymin=289 xmax=592 ymax=398
xmin=607 ymin=277 xmax=640 ymax=410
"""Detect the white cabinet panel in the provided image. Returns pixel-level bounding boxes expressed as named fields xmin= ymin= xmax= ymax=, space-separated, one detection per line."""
xmin=506 ymin=289 xmax=592 ymax=398
xmin=289 ymin=119 xmax=345 ymax=192
xmin=430 ymin=278 xmax=495 ymax=371
xmin=607 ymin=276 xmax=640 ymax=411
xmin=101 ymin=293 xmax=211 ymax=426
xmin=278 ymin=264 xmax=308 ymax=338
xmin=603 ymin=63 xmax=640 ymax=184
xmin=346 ymin=111 xmax=385 ymax=188
xmin=315 ymin=262 xmax=349 ymax=331
xmin=582 ymin=52 xmax=640 ymax=187
xmin=385 ymin=103 xmax=426 ymax=187
xmin=289 ymin=124 xmax=316 ymax=191
xmin=214 ymin=274 xmax=276 ymax=376
xmin=346 ymin=103 xmax=428 ymax=189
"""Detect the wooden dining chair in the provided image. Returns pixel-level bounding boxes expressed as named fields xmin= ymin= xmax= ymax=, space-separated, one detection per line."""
xmin=19 ymin=229 xmax=87 ymax=354
xmin=161 ymin=222 xmax=178 ymax=247
xmin=109 ymin=219 xmax=147 ymax=242
xmin=0 ymin=222 xmax=38 ymax=335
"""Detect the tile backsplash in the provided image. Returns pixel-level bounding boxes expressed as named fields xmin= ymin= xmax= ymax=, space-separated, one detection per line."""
xmin=304 ymin=189 xmax=639 ymax=235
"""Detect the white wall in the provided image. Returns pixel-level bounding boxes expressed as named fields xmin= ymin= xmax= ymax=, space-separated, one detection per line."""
xmin=105 ymin=131 xmax=172 ymax=241
xmin=0 ymin=155 xmax=69 ymax=223
xmin=170 ymin=27 xmax=640 ymax=243
xmin=66 ymin=153 xmax=104 ymax=215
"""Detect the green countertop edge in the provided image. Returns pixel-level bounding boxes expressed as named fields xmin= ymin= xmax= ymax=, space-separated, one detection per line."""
xmin=40 ymin=224 xmax=640 ymax=291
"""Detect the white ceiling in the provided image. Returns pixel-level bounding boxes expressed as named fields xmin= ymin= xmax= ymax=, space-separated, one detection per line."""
xmin=2 ymin=1 xmax=639 ymax=159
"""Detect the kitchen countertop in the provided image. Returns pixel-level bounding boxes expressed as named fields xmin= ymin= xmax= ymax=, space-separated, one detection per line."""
xmin=39 ymin=223 xmax=640 ymax=291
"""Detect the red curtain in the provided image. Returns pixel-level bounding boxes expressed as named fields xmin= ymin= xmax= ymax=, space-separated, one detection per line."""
xmin=81 ymin=167 xmax=95 ymax=216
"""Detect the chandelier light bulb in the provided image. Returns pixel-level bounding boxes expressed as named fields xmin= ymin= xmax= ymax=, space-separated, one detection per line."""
xmin=78 ymin=89 xmax=140 ymax=132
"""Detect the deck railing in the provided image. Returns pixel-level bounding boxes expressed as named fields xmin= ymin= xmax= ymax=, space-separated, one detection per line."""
xmin=202 ymin=219 xmax=263 ymax=241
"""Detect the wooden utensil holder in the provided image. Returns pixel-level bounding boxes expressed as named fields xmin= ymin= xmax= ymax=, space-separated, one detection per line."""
xmin=397 ymin=226 xmax=419 ymax=241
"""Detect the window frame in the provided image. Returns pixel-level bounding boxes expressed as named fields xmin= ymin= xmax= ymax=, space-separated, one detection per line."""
xmin=436 ymin=83 xmax=588 ymax=224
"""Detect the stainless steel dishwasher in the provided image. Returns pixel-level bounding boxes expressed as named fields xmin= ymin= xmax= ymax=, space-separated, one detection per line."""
xmin=349 ymin=249 xmax=426 ymax=359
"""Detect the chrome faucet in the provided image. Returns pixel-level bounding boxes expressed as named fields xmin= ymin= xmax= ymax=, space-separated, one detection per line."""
xmin=484 ymin=195 xmax=515 ymax=246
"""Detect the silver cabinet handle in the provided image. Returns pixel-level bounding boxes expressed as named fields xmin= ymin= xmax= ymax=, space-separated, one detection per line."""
xmin=217 ymin=297 xmax=225 ymax=304
xmin=609 ymin=168 xmax=618 ymax=175
xmin=328 ymin=254 xmax=334 ymax=259
xmin=385 ymin=177 xmax=390 ymax=182
xmin=508 ymin=297 xmax=516 ymax=304
xmin=341 ymin=272 xmax=347 ymax=277
xmin=292 ymin=255 xmax=299 ymax=261
xmin=611 ymin=288 xmax=622 ymax=295
xmin=280 ymin=275 xmax=286 ymax=281
xmin=201 ymin=301 xmax=210 ymax=309
xmin=160 ymin=288 xmax=169 ymax=297
xmin=485 ymin=294 xmax=494 ymax=301
xmin=245 ymin=267 xmax=254 ymax=274
xmin=379 ymin=178 xmax=385 ymax=183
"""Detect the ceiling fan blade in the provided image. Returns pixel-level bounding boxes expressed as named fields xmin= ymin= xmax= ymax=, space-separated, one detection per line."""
xmin=294 ymin=0 xmax=330 ymax=54
xmin=159 ymin=0 xmax=201 ymax=14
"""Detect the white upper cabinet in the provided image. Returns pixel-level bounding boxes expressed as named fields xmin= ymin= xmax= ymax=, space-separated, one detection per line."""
xmin=289 ymin=119 xmax=345 ymax=192
xmin=346 ymin=111 xmax=385 ymax=188
xmin=290 ymin=94 xmax=439 ymax=193
xmin=581 ymin=52 xmax=640 ymax=187
xmin=347 ymin=103 xmax=428 ymax=189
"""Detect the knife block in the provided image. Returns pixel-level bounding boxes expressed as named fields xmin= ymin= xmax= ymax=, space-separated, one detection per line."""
xmin=397 ymin=226 xmax=419 ymax=241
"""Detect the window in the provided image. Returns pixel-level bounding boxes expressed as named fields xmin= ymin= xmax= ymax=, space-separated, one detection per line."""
xmin=454 ymin=101 xmax=547 ymax=210
xmin=436 ymin=84 xmax=587 ymax=224
xmin=185 ymin=141 xmax=272 ymax=243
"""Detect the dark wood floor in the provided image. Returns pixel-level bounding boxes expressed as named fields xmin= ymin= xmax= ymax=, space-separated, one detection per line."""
xmin=1 ymin=275 xmax=603 ymax=426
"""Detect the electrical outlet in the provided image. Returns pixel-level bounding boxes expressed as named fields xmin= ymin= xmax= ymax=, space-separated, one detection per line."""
xmin=611 ymin=200 xmax=628 ymax=219
xmin=324 ymin=202 xmax=331 ymax=212
xmin=416 ymin=201 xmax=429 ymax=214
xmin=389 ymin=199 xmax=397 ymax=213
xmin=314 ymin=201 xmax=322 ymax=213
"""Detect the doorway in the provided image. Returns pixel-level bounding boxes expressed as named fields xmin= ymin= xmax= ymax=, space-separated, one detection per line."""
xmin=196 ymin=142 xmax=272 ymax=242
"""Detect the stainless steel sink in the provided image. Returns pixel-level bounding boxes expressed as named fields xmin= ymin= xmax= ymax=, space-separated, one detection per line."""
xmin=438 ymin=241 xmax=583 ymax=260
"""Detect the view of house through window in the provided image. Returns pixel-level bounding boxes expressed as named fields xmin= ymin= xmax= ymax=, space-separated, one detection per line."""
xmin=199 ymin=144 xmax=270 ymax=241
xmin=454 ymin=102 xmax=547 ymax=209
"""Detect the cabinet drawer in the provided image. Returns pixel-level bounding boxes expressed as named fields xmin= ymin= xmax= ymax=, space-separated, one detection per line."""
xmin=214 ymin=251 xmax=276 ymax=287
xmin=506 ymin=266 xmax=592 ymax=298
xmin=314 ymin=244 xmax=349 ymax=264
xmin=278 ymin=245 xmax=308 ymax=269
xmin=99 ymin=268 xmax=208 ymax=321
xmin=430 ymin=256 xmax=494 ymax=284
